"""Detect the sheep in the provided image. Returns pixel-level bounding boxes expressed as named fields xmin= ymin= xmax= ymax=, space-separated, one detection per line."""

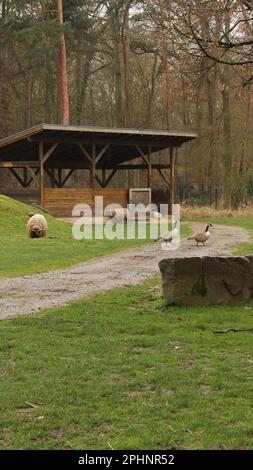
xmin=106 ymin=207 xmax=129 ymax=224
xmin=27 ymin=214 xmax=48 ymax=238
xmin=112 ymin=207 xmax=129 ymax=223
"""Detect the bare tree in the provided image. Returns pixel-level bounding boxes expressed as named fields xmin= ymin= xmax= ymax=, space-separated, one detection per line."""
xmin=174 ymin=0 xmax=253 ymax=87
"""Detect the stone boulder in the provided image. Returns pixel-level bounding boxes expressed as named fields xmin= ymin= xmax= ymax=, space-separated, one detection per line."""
xmin=159 ymin=256 xmax=253 ymax=305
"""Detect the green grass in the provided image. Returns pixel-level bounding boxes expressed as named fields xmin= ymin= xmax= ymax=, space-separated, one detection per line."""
xmin=185 ymin=215 xmax=253 ymax=256
xmin=0 ymin=195 xmax=191 ymax=277
xmin=0 ymin=278 xmax=253 ymax=450
xmin=1 ymin=198 xmax=253 ymax=449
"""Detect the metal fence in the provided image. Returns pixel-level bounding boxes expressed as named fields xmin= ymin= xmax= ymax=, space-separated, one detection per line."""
xmin=177 ymin=184 xmax=253 ymax=208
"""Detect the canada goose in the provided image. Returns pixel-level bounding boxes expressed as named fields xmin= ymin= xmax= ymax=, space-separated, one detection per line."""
xmin=155 ymin=219 xmax=179 ymax=244
xmin=188 ymin=223 xmax=214 ymax=246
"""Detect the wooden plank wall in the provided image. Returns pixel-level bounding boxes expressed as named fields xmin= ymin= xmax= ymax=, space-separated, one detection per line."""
xmin=43 ymin=188 xmax=129 ymax=217
xmin=0 ymin=188 xmax=39 ymax=206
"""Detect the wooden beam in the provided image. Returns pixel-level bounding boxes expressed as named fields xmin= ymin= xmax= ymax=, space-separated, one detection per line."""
xmin=9 ymin=167 xmax=39 ymax=188
xmin=115 ymin=164 xmax=170 ymax=170
xmin=78 ymin=144 xmax=93 ymax=164
xmin=170 ymin=147 xmax=176 ymax=208
xmin=90 ymin=143 xmax=96 ymax=189
xmin=0 ymin=161 xmax=39 ymax=168
xmin=147 ymin=145 xmax=152 ymax=187
xmin=25 ymin=168 xmax=39 ymax=187
xmin=95 ymin=144 xmax=110 ymax=164
xmin=95 ymin=174 xmax=103 ymax=187
xmin=0 ymin=162 xmax=18 ymax=168
xmin=95 ymin=168 xmax=111 ymax=188
xmin=58 ymin=169 xmax=62 ymax=186
xmin=42 ymin=143 xmax=58 ymax=165
xmin=157 ymin=168 xmax=170 ymax=186
xmin=29 ymin=135 xmax=182 ymax=148
xmin=102 ymin=169 xmax=106 ymax=186
xmin=23 ymin=167 xmax=28 ymax=187
xmin=45 ymin=168 xmax=57 ymax=187
xmin=39 ymin=142 xmax=44 ymax=206
xmin=61 ymin=169 xmax=74 ymax=187
xmin=9 ymin=168 xmax=26 ymax=188
xmin=1 ymin=160 xmax=170 ymax=172
xmin=136 ymin=145 xmax=149 ymax=166
xmin=102 ymin=169 xmax=117 ymax=188
xmin=41 ymin=163 xmax=171 ymax=170
xmin=45 ymin=168 xmax=73 ymax=188
xmin=26 ymin=166 xmax=39 ymax=187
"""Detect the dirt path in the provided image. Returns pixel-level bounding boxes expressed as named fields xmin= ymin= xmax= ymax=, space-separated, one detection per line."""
xmin=0 ymin=223 xmax=250 ymax=319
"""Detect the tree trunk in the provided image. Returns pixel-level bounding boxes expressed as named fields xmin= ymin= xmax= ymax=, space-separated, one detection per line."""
xmin=159 ymin=0 xmax=170 ymax=129
xmin=221 ymin=4 xmax=232 ymax=207
xmin=111 ymin=5 xmax=123 ymax=127
xmin=146 ymin=55 xmax=158 ymax=127
xmin=121 ymin=0 xmax=132 ymax=127
xmin=27 ymin=75 xmax=33 ymax=127
xmin=57 ymin=0 xmax=70 ymax=125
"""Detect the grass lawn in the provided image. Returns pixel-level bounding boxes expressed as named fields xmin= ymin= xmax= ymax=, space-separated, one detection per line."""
xmin=1 ymin=198 xmax=253 ymax=450
xmin=0 ymin=278 xmax=253 ymax=450
xmin=0 ymin=195 xmax=191 ymax=277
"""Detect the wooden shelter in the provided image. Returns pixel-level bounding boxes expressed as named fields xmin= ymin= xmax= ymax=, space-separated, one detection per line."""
xmin=0 ymin=124 xmax=196 ymax=216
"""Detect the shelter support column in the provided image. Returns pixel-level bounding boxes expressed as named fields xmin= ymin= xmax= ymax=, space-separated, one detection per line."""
xmin=39 ymin=142 xmax=44 ymax=207
xmin=170 ymin=147 xmax=176 ymax=210
xmin=58 ymin=169 xmax=63 ymax=187
xmin=136 ymin=145 xmax=152 ymax=189
xmin=102 ymin=169 xmax=106 ymax=187
xmin=90 ymin=143 xmax=96 ymax=189
xmin=147 ymin=145 xmax=152 ymax=187
xmin=78 ymin=143 xmax=109 ymax=190
xmin=39 ymin=142 xmax=58 ymax=207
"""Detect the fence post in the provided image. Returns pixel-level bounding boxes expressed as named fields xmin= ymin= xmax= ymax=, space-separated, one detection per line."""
xmin=215 ymin=188 xmax=218 ymax=209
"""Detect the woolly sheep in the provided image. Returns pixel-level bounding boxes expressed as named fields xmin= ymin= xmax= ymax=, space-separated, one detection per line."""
xmin=27 ymin=214 xmax=48 ymax=238
xmin=110 ymin=207 xmax=129 ymax=223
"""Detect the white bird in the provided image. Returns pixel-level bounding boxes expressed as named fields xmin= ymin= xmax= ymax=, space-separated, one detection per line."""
xmin=155 ymin=219 xmax=179 ymax=244
xmin=188 ymin=223 xmax=214 ymax=246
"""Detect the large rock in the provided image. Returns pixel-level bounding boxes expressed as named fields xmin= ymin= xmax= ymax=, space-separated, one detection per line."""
xmin=159 ymin=256 xmax=253 ymax=305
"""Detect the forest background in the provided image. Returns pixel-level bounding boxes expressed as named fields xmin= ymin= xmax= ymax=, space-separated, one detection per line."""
xmin=0 ymin=0 xmax=253 ymax=208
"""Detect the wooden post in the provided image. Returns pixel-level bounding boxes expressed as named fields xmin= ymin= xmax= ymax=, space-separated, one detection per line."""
xmin=90 ymin=143 xmax=96 ymax=214
xmin=23 ymin=167 xmax=28 ymax=187
xmin=39 ymin=142 xmax=44 ymax=207
xmin=51 ymin=169 xmax=56 ymax=187
xmin=147 ymin=145 xmax=152 ymax=187
xmin=170 ymin=147 xmax=176 ymax=212
xmin=90 ymin=143 xmax=96 ymax=189
xmin=39 ymin=142 xmax=58 ymax=206
xmin=215 ymin=188 xmax=218 ymax=209
xmin=102 ymin=169 xmax=106 ymax=187
xmin=58 ymin=169 xmax=62 ymax=187
xmin=26 ymin=167 xmax=39 ymax=188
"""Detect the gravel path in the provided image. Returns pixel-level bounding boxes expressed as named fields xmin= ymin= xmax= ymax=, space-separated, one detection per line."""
xmin=0 ymin=223 xmax=250 ymax=319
